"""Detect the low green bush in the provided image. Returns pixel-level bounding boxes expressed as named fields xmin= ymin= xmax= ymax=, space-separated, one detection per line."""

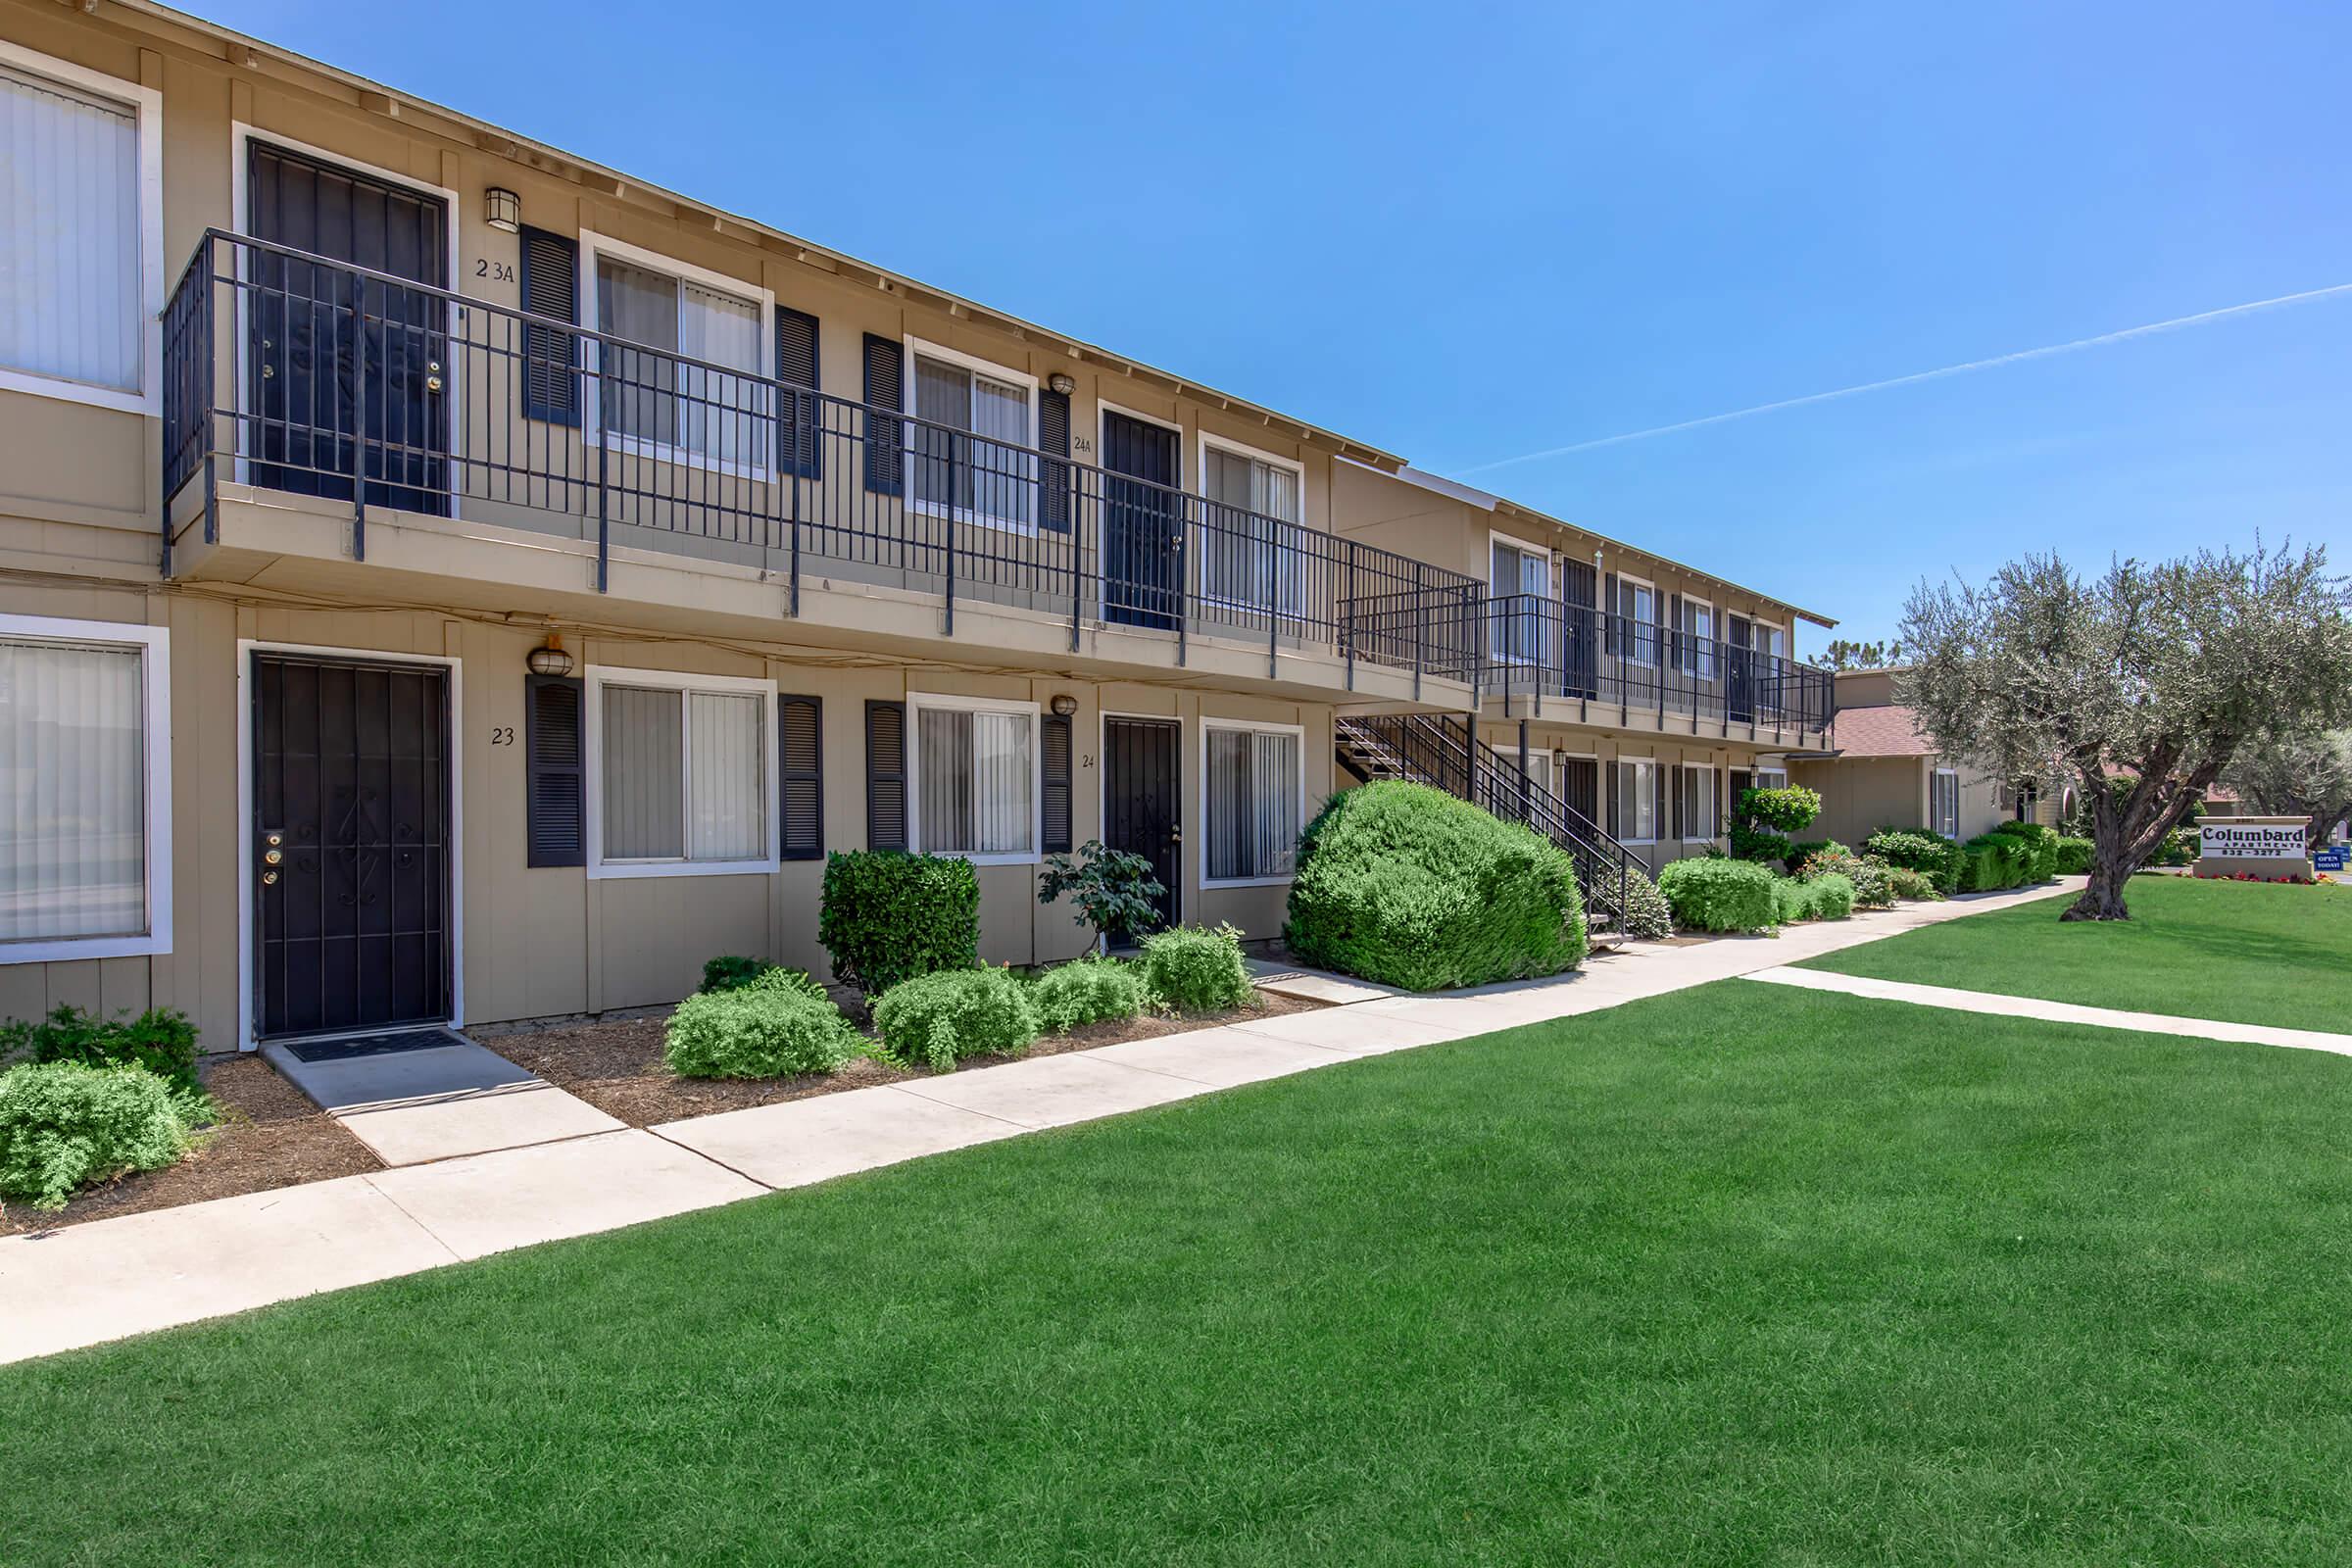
xmin=872 ymin=967 xmax=1041 ymax=1072
xmin=1957 ymin=833 xmax=2033 ymax=892
xmin=1603 ymin=863 xmax=1675 ymax=941
xmin=1728 ymin=824 xmax=1794 ymax=865
xmin=1786 ymin=838 xmax=1848 ymax=873
xmin=2054 ymin=835 xmax=2094 ymax=874
xmin=0 ymin=1061 xmax=192 ymax=1211
xmin=663 ymin=986 xmax=862 ymax=1079
xmin=1862 ymin=828 xmax=1967 ymax=893
xmin=697 ymin=956 xmax=830 ymax=1003
xmin=1807 ymin=872 xmax=1856 ymax=920
xmin=1886 ymin=864 xmax=1943 ymax=901
xmin=1284 ymin=782 xmax=1585 ymax=991
xmin=0 ymin=1005 xmax=201 ymax=1096
xmin=1030 ymin=956 xmax=1151 ymax=1034
xmin=1140 ymin=923 xmax=1256 ymax=1012
xmin=1987 ymin=821 xmax=2058 ymax=882
xmin=1797 ymin=847 xmax=1893 ymax=908
xmin=1739 ymin=784 xmax=1825 ymax=835
xmin=818 ymin=851 xmax=980 ymax=996
xmin=1771 ymin=875 xmax=1817 ymax=924
xmin=1656 ymin=857 xmax=1778 ymax=933
xmin=2152 ymin=826 xmax=2200 ymax=867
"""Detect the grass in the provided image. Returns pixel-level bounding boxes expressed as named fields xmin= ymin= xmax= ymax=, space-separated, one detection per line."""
xmin=9 ymin=981 xmax=2352 ymax=1564
xmin=1799 ymin=873 xmax=2352 ymax=1034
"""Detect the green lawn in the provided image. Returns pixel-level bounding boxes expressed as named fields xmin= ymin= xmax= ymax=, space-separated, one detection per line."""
xmin=10 ymin=982 xmax=2352 ymax=1564
xmin=1799 ymin=874 xmax=2352 ymax=1034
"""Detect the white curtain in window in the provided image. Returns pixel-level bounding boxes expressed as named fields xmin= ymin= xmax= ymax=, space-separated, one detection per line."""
xmin=596 ymin=258 xmax=679 ymax=448
xmin=918 ymin=707 xmax=1033 ymax=856
xmin=2 ymin=68 xmax=141 ymax=392
xmin=969 ymin=374 xmax=1032 ymax=527
xmin=1204 ymin=450 xmax=1304 ymax=615
xmin=1616 ymin=761 xmax=1657 ymax=840
xmin=1206 ymin=727 xmax=1298 ymax=881
xmin=687 ymin=692 xmax=764 ymax=860
xmin=0 ymin=640 xmax=146 ymax=941
xmin=601 ymin=685 xmax=684 ymax=859
xmin=1685 ymin=769 xmax=1717 ymax=839
xmin=1252 ymin=731 xmax=1299 ymax=877
xmin=678 ymin=281 xmax=763 ymax=466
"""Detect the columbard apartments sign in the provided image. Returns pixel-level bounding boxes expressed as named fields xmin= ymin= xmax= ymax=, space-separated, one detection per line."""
xmin=2196 ymin=816 xmax=2312 ymax=881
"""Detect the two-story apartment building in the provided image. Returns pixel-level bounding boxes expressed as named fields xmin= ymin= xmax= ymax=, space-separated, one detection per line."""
xmin=0 ymin=0 xmax=1830 ymax=1054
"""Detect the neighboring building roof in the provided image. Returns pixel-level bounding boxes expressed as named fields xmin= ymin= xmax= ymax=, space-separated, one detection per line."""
xmin=1827 ymin=704 xmax=1938 ymax=759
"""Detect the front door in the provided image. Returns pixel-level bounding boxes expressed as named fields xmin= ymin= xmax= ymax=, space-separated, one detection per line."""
xmin=1561 ymin=560 xmax=1598 ymax=698
xmin=1101 ymin=412 xmax=1182 ymax=629
xmin=253 ymin=653 xmax=453 ymax=1038
xmin=247 ymin=142 xmax=451 ymax=515
xmin=1725 ymin=613 xmax=1754 ymax=722
xmin=1102 ymin=716 xmax=1180 ymax=937
xmin=1560 ymin=757 xmax=1600 ymax=830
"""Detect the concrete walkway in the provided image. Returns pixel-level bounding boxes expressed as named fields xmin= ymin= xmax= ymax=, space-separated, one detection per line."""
xmin=1747 ymin=964 xmax=2352 ymax=1055
xmin=0 ymin=879 xmax=2081 ymax=1366
xmin=263 ymin=1034 xmax=622 ymax=1164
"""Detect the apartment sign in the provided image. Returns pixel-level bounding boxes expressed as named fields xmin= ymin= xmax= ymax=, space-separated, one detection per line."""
xmin=2199 ymin=822 xmax=2306 ymax=858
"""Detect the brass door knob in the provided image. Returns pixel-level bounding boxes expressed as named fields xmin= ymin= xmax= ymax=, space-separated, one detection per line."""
xmin=262 ymin=870 xmax=279 ymax=886
xmin=264 ymin=849 xmax=282 ymax=865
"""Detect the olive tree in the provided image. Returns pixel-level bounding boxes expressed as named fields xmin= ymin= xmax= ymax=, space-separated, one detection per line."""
xmin=1897 ymin=544 xmax=2352 ymax=921
xmin=2225 ymin=729 xmax=2352 ymax=852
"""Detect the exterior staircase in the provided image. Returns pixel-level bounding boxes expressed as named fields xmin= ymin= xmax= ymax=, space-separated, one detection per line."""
xmin=1334 ymin=712 xmax=1643 ymax=935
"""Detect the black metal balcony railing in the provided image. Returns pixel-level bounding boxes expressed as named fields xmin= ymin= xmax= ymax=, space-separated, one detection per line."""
xmin=162 ymin=228 xmax=1483 ymax=687
xmin=1480 ymin=594 xmax=1832 ymax=735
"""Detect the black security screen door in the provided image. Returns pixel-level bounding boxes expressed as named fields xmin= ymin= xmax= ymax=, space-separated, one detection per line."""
xmin=1560 ymin=757 xmax=1599 ymax=828
xmin=253 ymin=654 xmax=453 ymax=1038
xmin=1103 ymin=716 xmax=1180 ymax=935
xmin=1102 ymin=412 xmax=1182 ymax=629
xmin=247 ymin=142 xmax=450 ymax=515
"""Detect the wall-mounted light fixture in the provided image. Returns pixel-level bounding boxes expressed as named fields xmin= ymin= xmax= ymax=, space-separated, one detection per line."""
xmin=1047 ymin=371 xmax=1075 ymax=396
xmin=1049 ymin=693 xmax=1078 ymax=717
xmin=484 ymin=187 xmax=521 ymax=234
xmin=526 ymin=633 xmax=573 ymax=677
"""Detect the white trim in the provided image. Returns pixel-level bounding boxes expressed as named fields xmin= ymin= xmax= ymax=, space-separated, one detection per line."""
xmin=0 ymin=45 xmax=163 ymax=415
xmin=906 ymin=335 xmax=1041 ymax=536
xmin=1930 ymin=765 xmax=1961 ymax=840
xmin=906 ymin=691 xmax=1044 ymax=865
xmin=1199 ymin=715 xmax=1307 ymax=890
xmin=1613 ymin=570 xmax=1661 ymax=667
xmin=1098 ymin=710 xmax=1183 ymax=922
xmin=1676 ymin=590 xmax=1718 ymax=680
xmin=578 ymin=229 xmax=777 ymax=483
xmin=1680 ymin=760 xmax=1721 ymax=843
xmin=1100 ymin=398 xmax=1185 ymax=451
xmin=235 ymin=641 xmax=463 ymax=1050
xmin=1487 ymin=526 xmax=1555 ymax=665
xmin=1615 ymin=755 xmax=1660 ymax=845
xmin=583 ymin=663 xmax=782 ymax=881
xmin=1198 ymin=429 xmax=1304 ymax=510
xmin=0 ymin=615 xmax=172 ymax=963
xmin=229 ymin=124 xmax=466 ymax=516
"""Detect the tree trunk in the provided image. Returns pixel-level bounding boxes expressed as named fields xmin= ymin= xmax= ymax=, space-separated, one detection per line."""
xmin=2064 ymin=844 xmax=2134 ymax=920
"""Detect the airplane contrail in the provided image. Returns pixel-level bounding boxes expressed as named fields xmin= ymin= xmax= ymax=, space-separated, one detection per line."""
xmin=1456 ymin=281 xmax=2352 ymax=475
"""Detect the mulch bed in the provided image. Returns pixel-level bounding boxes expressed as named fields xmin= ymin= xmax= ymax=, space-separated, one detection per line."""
xmin=483 ymin=989 xmax=1330 ymax=1129
xmin=0 ymin=1054 xmax=382 ymax=1238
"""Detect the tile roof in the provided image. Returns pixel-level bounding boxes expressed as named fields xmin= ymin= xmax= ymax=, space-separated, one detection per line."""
xmin=1829 ymin=705 xmax=1938 ymax=758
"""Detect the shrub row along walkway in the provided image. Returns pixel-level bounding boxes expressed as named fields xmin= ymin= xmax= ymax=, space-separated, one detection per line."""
xmin=0 ymin=879 xmax=2077 ymax=1366
xmin=1746 ymin=965 xmax=2352 ymax=1055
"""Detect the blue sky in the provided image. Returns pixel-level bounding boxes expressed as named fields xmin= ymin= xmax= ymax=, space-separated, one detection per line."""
xmin=200 ymin=0 xmax=2350 ymax=649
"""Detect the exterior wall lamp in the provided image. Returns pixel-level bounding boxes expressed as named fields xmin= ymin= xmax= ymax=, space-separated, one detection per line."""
xmin=526 ymin=633 xmax=573 ymax=677
xmin=484 ymin=187 xmax=521 ymax=234
xmin=1048 ymin=371 xmax=1075 ymax=396
xmin=1050 ymin=693 xmax=1078 ymax=716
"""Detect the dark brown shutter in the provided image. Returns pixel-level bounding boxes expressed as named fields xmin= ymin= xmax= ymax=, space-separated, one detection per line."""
xmin=862 ymin=333 xmax=904 ymax=497
xmin=1671 ymin=763 xmax=1684 ymax=841
xmin=1041 ymin=711 xmax=1073 ymax=853
xmin=865 ymin=699 xmax=906 ymax=850
xmin=1038 ymin=386 xmax=1072 ymax=533
xmin=519 ymin=226 xmax=580 ymax=425
xmin=525 ymin=673 xmax=585 ymax=866
xmin=1669 ymin=593 xmax=1685 ymax=674
xmin=1602 ymin=572 xmax=1619 ymax=656
xmin=780 ymin=695 xmax=822 ymax=859
xmin=775 ymin=307 xmax=820 ymax=480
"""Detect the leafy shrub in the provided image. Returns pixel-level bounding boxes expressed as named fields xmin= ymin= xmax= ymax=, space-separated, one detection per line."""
xmin=872 ymin=967 xmax=1041 ymax=1072
xmin=1284 ymin=782 xmax=1585 ymax=991
xmin=1140 ymin=923 xmax=1257 ymax=1011
xmin=698 ymin=956 xmax=770 ymax=994
xmin=818 ymin=851 xmax=979 ymax=996
xmin=1037 ymin=841 xmax=1168 ymax=948
xmin=1656 ymin=857 xmax=1778 ymax=933
xmin=1987 ymin=821 xmax=2058 ymax=882
xmin=1807 ymin=872 xmax=1856 ymax=920
xmin=1606 ymin=863 xmax=1675 ymax=941
xmin=1798 ymin=847 xmax=1893 ymax=908
xmin=2054 ymin=835 xmax=2094 ymax=874
xmin=1786 ymin=838 xmax=1848 ymax=872
xmin=0 ymin=1062 xmax=191 ymax=1211
xmin=2152 ymin=826 xmax=2200 ymax=867
xmin=1886 ymin=864 xmax=1943 ymax=901
xmin=1957 ymin=833 xmax=2032 ymax=891
xmin=1728 ymin=824 xmax=1794 ymax=865
xmin=1863 ymin=828 xmax=1967 ymax=893
xmin=1771 ymin=875 xmax=1817 ymax=924
xmin=663 ymin=986 xmax=861 ymax=1079
xmin=1030 ymin=956 xmax=1151 ymax=1034
xmin=1738 ymin=785 xmax=1823 ymax=834
xmin=1 ymin=1005 xmax=201 ymax=1096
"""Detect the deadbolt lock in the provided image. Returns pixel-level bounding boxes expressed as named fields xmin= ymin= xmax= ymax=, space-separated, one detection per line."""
xmin=264 ymin=849 xmax=283 ymax=866
xmin=426 ymin=360 xmax=444 ymax=394
xmin=265 ymin=831 xmax=283 ymax=848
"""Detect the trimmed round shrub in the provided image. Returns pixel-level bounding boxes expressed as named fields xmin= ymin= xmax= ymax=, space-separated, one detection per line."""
xmin=1771 ymin=875 xmax=1817 ymax=924
xmin=663 ymin=987 xmax=862 ymax=1079
xmin=1740 ymin=784 xmax=1824 ymax=834
xmin=873 ymin=967 xmax=1042 ymax=1073
xmin=819 ymin=851 xmax=980 ymax=996
xmin=1807 ymin=872 xmax=1856 ymax=920
xmin=0 ymin=1061 xmax=191 ymax=1211
xmin=1030 ymin=956 xmax=1151 ymax=1034
xmin=1140 ymin=923 xmax=1256 ymax=1012
xmin=1608 ymin=864 xmax=1675 ymax=941
xmin=1656 ymin=857 xmax=1778 ymax=933
xmin=1285 ymin=782 xmax=1585 ymax=991
xmin=2053 ymin=835 xmax=2094 ymax=875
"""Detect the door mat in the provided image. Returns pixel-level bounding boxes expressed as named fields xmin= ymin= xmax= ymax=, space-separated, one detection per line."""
xmin=276 ymin=1028 xmax=468 ymax=1064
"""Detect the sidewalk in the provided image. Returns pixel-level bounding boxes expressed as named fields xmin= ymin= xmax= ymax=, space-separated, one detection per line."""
xmin=0 ymin=879 xmax=2079 ymax=1366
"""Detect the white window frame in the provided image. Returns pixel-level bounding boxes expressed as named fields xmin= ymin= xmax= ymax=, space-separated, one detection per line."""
xmin=1489 ymin=530 xmax=1554 ymax=665
xmin=1617 ymin=756 xmax=1659 ymax=845
xmin=0 ymin=44 xmax=164 ymax=415
xmin=1678 ymin=593 xmax=1717 ymax=681
xmin=583 ymin=664 xmax=781 ymax=880
xmin=1617 ymin=571 xmax=1660 ymax=667
xmin=1198 ymin=431 xmax=1310 ymax=618
xmin=905 ymin=336 xmax=1041 ymax=536
xmin=1752 ymin=765 xmax=1789 ymax=792
xmin=906 ymin=690 xmax=1043 ymax=866
xmin=1931 ymin=766 xmax=1961 ymax=839
xmin=580 ymin=230 xmax=777 ymax=482
xmin=1750 ymin=617 xmax=1788 ymax=665
xmin=1681 ymin=762 xmax=1720 ymax=842
xmin=1199 ymin=716 xmax=1307 ymax=889
xmin=0 ymin=613 xmax=172 ymax=962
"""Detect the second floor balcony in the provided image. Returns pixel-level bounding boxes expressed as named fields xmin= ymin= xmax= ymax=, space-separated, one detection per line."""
xmin=160 ymin=230 xmax=1482 ymax=700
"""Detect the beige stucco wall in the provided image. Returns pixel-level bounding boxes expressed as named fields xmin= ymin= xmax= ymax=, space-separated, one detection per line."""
xmin=1790 ymin=753 xmax=2009 ymax=849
